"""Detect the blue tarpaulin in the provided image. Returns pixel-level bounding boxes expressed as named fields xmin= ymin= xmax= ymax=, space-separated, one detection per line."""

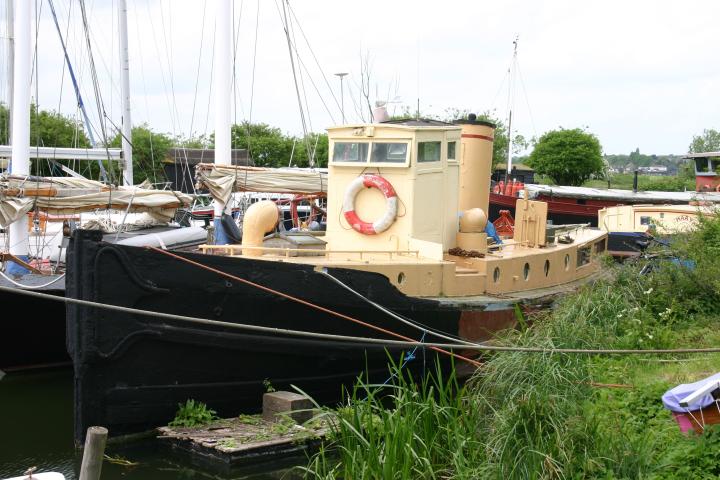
xmin=662 ymin=372 xmax=720 ymax=413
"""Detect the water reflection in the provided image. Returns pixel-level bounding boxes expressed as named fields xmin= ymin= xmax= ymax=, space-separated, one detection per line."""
xmin=0 ymin=370 xmax=305 ymax=479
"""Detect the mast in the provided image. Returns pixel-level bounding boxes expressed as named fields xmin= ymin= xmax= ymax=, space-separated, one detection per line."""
xmin=504 ymin=36 xmax=518 ymax=187
xmin=7 ymin=0 xmax=30 ymax=274
xmin=213 ymin=0 xmax=232 ymax=244
xmin=5 ymin=0 xmax=13 ymax=144
xmin=118 ymin=0 xmax=133 ymax=185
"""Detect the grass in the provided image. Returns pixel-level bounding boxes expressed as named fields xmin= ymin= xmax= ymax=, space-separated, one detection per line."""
xmin=168 ymin=399 xmax=218 ymax=428
xmin=302 ymin=214 xmax=720 ymax=479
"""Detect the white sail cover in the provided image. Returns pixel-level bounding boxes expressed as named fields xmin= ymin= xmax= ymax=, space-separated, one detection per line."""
xmin=0 ymin=174 xmax=192 ymax=226
xmin=196 ymin=164 xmax=327 ymax=204
xmin=524 ymin=184 xmax=720 ymax=203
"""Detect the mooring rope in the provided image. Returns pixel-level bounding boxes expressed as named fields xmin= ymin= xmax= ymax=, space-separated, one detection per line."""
xmin=317 ymin=269 xmax=476 ymax=346
xmin=3 ymin=284 xmax=720 ymax=356
xmin=146 ymin=247 xmax=481 ymax=367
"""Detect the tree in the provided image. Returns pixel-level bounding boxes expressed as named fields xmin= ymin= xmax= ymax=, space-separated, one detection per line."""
xmin=689 ymin=129 xmax=720 ymax=153
xmin=110 ymin=124 xmax=174 ymax=185
xmin=526 ymin=128 xmax=604 ymax=186
xmin=1 ymin=102 xmax=91 ymax=148
xmin=227 ymin=122 xmax=327 ymax=168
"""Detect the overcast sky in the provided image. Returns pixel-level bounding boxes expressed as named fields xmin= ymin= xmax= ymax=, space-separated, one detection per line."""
xmin=1 ymin=0 xmax=719 ymax=155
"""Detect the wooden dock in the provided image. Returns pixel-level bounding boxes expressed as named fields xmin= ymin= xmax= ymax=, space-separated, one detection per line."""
xmin=157 ymin=392 xmax=328 ymax=467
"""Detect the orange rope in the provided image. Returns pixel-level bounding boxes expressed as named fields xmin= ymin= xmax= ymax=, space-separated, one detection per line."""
xmin=148 ymin=247 xmax=482 ymax=368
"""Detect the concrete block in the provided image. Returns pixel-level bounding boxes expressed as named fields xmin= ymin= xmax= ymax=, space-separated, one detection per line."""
xmin=262 ymin=391 xmax=313 ymax=424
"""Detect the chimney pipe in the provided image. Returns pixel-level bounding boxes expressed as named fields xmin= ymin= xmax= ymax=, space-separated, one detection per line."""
xmin=454 ymin=115 xmax=496 ymax=215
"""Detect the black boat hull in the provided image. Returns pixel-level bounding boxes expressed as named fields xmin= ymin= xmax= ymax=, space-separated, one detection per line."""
xmin=66 ymin=230 xmax=516 ymax=442
xmin=0 ymin=280 xmax=69 ymax=371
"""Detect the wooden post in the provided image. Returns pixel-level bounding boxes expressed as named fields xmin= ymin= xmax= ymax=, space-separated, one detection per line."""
xmin=79 ymin=426 xmax=108 ymax=480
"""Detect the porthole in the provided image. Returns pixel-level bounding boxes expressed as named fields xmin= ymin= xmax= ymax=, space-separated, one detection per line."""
xmin=564 ymin=254 xmax=570 ymax=271
xmin=523 ymin=263 xmax=530 ymax=281
xmin=493 ymin=267 xmax=501 ymax=283
xmin=544 ymin=259 xmax=550 ymax=277
xmin=397 ymin=272 xmax=406 ymax=284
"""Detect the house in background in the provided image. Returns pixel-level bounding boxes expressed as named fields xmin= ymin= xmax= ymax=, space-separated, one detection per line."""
xmin=492 ymin=163 xmax=535 ymax=184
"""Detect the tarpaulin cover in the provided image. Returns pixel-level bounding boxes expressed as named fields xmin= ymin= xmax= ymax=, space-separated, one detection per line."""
xmin=196 ymin=164 xmax=327 ymax=204
xmin=662 ymin=372 xmax=720 ymax=413
xmin=0 ymin=174 xmax=193 ymax=227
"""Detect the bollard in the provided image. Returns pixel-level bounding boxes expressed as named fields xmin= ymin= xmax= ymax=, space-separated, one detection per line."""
xmin=78 ymin=426 xmax=108 ymax=480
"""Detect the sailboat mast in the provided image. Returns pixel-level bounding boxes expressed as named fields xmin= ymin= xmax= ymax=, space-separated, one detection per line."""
xmin=8 ymin=0 xmax=30 ymax=272
xmin=505 ymin=36 xmax=518 ymax=186
xmin=213 ymin=0 xmax=232 ymax=244
xmin=5 ymin=0 xmax=13 ymax=144
xmin=118 ymin=0 xmax=133 ymax=186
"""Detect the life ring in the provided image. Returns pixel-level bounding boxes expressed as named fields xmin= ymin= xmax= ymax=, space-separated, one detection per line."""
xmin=342 ymin=174 xmax=398 ymax=235
xmin=716 ymin=184 xmax=720 ymax=193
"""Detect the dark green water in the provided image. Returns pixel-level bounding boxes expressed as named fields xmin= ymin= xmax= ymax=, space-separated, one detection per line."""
xmin=0 ymin=369 xmax=305 ymax=479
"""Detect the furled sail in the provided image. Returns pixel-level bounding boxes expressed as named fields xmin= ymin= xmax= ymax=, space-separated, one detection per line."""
xmin=0 ymin=174 xmax=193 ymax=226
xmin=195 ymin=164 xmax=327 ymax=204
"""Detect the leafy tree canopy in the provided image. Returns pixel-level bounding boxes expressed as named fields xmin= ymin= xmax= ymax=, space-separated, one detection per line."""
xmin=689 ymin=129 xmax=720 ymax=153
xmin=1 ymin=102 xmax=90 ymax=148
xmin=526 ymin=128 xmax=604 ymax=186
xmin=226 ymin=122 xmax=328 ymax=168
xmin=110 ymin=124 xmax=174 ymax=185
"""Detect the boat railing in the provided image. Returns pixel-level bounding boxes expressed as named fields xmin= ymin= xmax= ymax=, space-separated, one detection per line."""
xmin=199 ymin=244 xmax=420 ymax=260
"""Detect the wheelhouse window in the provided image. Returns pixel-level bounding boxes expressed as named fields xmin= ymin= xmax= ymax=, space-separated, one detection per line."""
xmin=370 ymin=142 xmax=408 ymax=163
xmin=333 ymin=142 xmax=369 ymax=162
xmin=447 ymin=141 xmax=457 ymax=161
xmin=418 ymin=141 xmax=441 ymax=163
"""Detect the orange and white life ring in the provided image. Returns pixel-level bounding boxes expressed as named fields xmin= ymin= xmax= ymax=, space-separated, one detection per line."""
xmin=342 ymin=174 xmax=398 ymax=235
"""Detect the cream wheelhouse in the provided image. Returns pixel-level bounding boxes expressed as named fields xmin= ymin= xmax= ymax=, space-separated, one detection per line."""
xmin=342 ymin=174 xmax=398 ymax=235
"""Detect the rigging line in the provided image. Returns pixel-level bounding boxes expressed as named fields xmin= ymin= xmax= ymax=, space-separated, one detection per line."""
xmin=318 ymin=270 xmax=476 ymax=346
xmin=188 ymin=1 xmax=208 ymax=142
xmin=291 ymin=45 xmax=337 ymax=126
xmin=489 ymin=67 xmax=509 ymax=115
xmin=79 ymin=0 xmax=116 ymax=184
xmin=202 ymin=26 xmax=215 ymax=153
xmin=148 ymin=246 xmax=481 ymax=367
xmin=240 ymin=0 xmax=262 ymax=162
xmin=231 ymin=0 xmax=246 ymax=129
xmin=53 ymin=0 xmax=72 ymax=122
xmin=130 ymin=0 xmax=160 ymax=185
xmin=46 ymin=1 xmax=99 ymax=155
xmin=158 ymin=0 xmax=183 ymax=139
xmin=248 ymin=0 xmax=260 ymax=124
xmin=286 ymin=3 xmax=341 ymax=114
xmin=287 ymin=6 xmax=315 ymax=165
xmin=143 ymin=0 xmax=177 ymax=138
xmin=4 ymin=282 xmax=720 ymax=356
xmin=277 ymin=0 xmax=313 ymax=167
xmin=516 ymin=63 xmax=538 ymax=139
xmin=177 ymin=2 xmax=210 ymax=196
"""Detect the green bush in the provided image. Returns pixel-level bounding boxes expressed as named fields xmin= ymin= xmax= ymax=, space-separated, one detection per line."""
xmin=168 ymin=399 xmax=218 ymax=428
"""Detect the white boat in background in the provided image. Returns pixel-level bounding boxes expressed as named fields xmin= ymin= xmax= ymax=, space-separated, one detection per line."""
xmin=598 ymin=203 xmax=717 ymax=257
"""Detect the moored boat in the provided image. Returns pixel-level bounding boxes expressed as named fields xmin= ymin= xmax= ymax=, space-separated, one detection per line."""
xmin=66 ymin=116 xmax=609 ymax=441
xmin=598 ymin=203 xmax=716 ymax=257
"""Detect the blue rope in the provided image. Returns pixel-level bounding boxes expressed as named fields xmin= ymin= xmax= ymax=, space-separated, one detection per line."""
xmin=380 ymin=331 xmax=427 ymax=387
